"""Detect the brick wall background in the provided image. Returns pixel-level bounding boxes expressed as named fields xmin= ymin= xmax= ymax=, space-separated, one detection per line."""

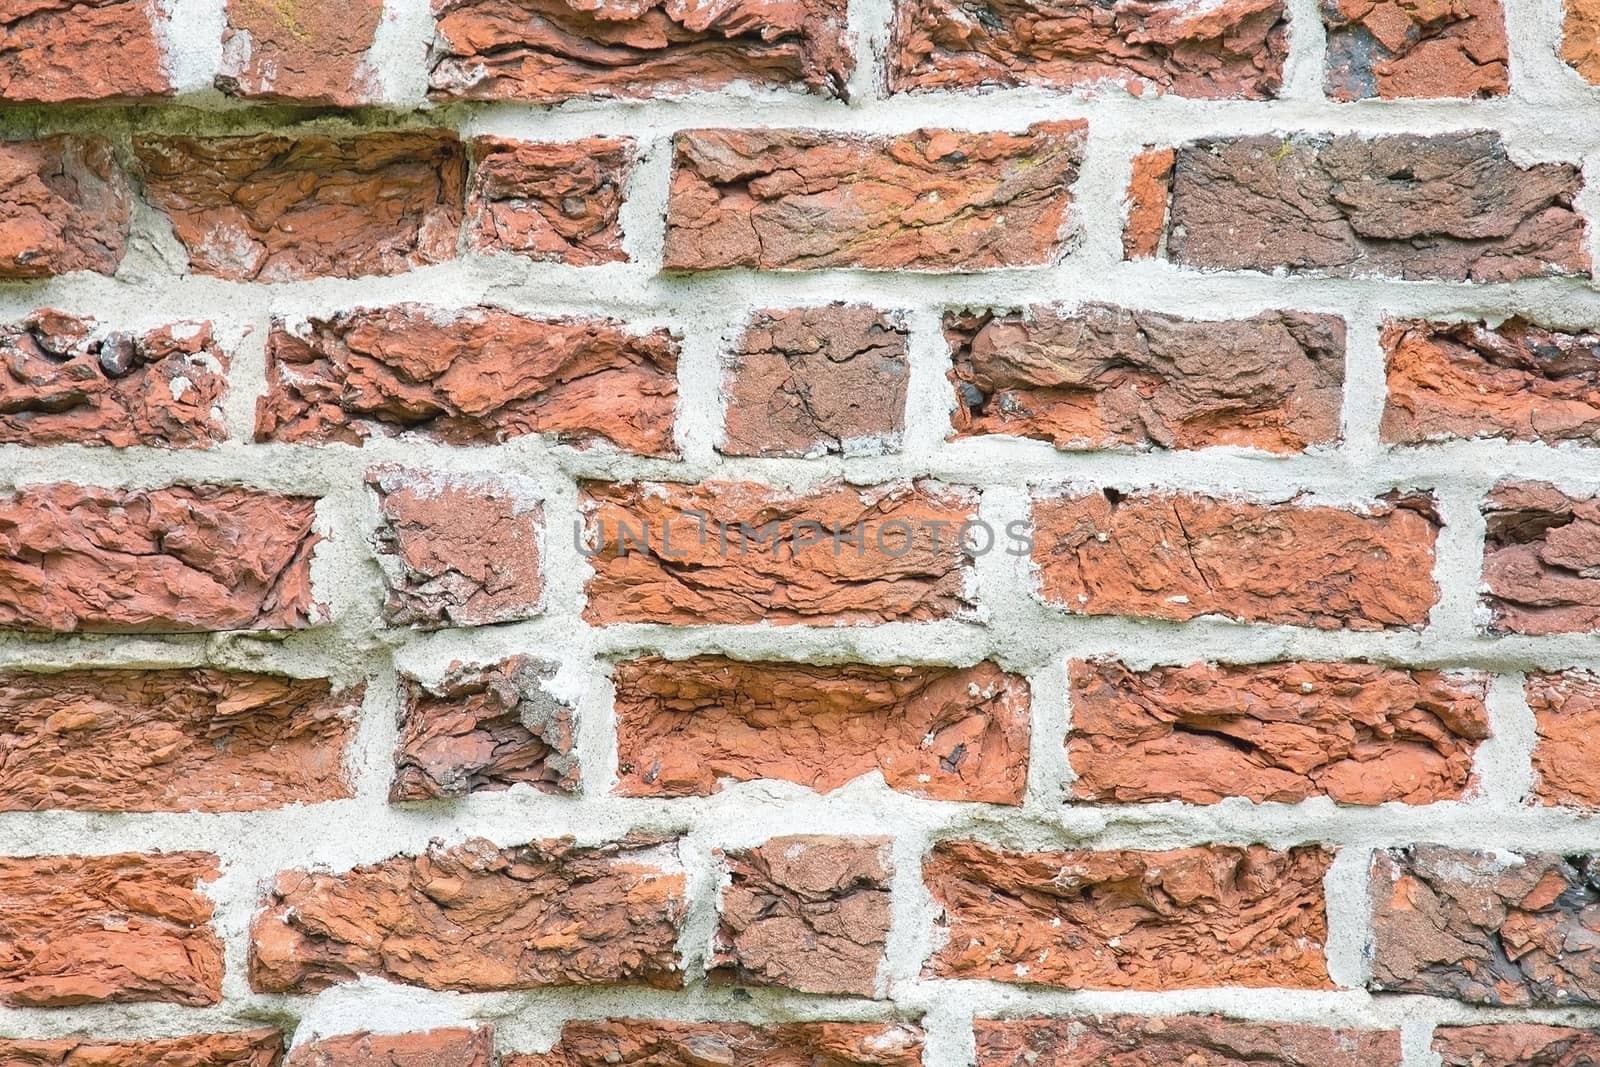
xmin=6 ymin=0 xmax=1600 ymax=1063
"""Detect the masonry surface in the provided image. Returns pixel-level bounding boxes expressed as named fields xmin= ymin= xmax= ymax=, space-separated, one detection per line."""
xmin=8 ymin=0 xmax=1600 ymax=1064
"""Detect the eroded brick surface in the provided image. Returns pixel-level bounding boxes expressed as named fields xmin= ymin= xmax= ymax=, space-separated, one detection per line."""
xmin=1123 ymin=147 xmax=1174 ymax=259
xmin=1324 ymin=0 xmax=1507 ymax=99
xmin=0 ymin=1030 xmax=283 ymax=1067
xmin=217 ymin=0 xmax=382 ymax=103
xmin=946 ymin=306 xmax=1344 ymax=453
xmin=249 ymin=837 xmax=686 ymax=993
xmin=0 ymin=852 xmax=223 ymax=1006
xmin=925 ymin=842 xmax=1332 ymax=989
xmin=1370 ymin=845 xmax=1600 ymax=1005
xmin=1032 ymin=489 xmax=1440 ymax=629
xmin=1527 ymin=670 xmax=1600 ymax=808
xmin=0 ymin=483 xmax=321 ymax=634
xmin=1564 ymin=0 xmax=1600 ymax=81
xmin=712 ymin=835 xmax=891 ymax=996
xmin=889 ymin=0 xmax=1287 ymax=98
xmin=0 ymin=137 xmax=129 ymax=279
xmin=0 ymin=0 xmax=168 ymax=103
xmin=1068 ymin=660 xmax=1490 ymax=804
xmin=1481 ymin=481 xmax=1600 ymax=635
xmin=258 ymin=304 xmax=678 ymax=453
xmin=975 ymin=1016 xmax=1400 ymax=1067
xmin=510 ymin=1021 xmax=925 ymax=1067
xmin=285 ymin=1028 xmax=494 ymax=1067
xmin=664 ymin=123 xmax=1085 ymax=271
xmin=1434 ymin=1024 xmax=1600 ymax=1067
xmin=722 ymin=305 xmax=909 ymax=457
xmin=468 ymin=136 xmax=634 ymax=265
xmin=392 ymin=657 xmax=577 ymax=802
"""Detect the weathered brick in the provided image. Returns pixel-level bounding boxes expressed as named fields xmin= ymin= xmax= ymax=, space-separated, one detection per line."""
xmin=257 ymin=304 xmax=678 ymax=453
xmin=0 ymin=137 xmax=129 ymax=279
xmin=1481 ymin=481 xmax=1600 ymax=635
xmin=217 ymin=0 xmax=381 ymax=103
xmin=0 ymin=1030 xmax=282 ymax=1067
xmin=889 ymin=0 xmax=1287 ymax=97
xmin=612 ymin=656 xmax=1029 ymax=803
xmin=392 ymin=657 xmax=577 ymax=802
xmin=0 ymin=483 xmax=321 ymax=634
xmin=286 ymin=1028 xmax=494 ymax=1067
xmin=467 ymin=136 xmax=633 ymax=265
xmin=1139 ymin=132 xmax=1586 ymax=281
xmin=712 ymin=836 xmax=892 ymax=996
xmin=1324 ymin=0 xmax=1507 ymax=99
xmin=0 ymin=0 xmax=168 ymax=102
xmin=975 ymin=1016 xmax=1400 ymax=1067
xmin=1370 ymin=845 xmax=1600 ymax=1005
xmin=722 ymin=305 xmax=909 ymax=458
xmin=1032 ymin=489 xmax=1440 ymax=629
xmin=1383 ymin=318 xmax=1600 ymax=444
xmin=925 ymin=841 xmax=1332 ymax=989
xmin=663 ymin=123 xmax=1085 ymax=272
xmin=1565 ymin=0 xmax=1600 ymax=81
xmin=947 ymin=306 xmax=1344 ymax=453
xmin=0 ymin=668 xmax=359 ymax=812
xmin=249 ymin=836 xmax=686 ymax=993
xmin=0 ymin=311 xmax=227 ymax=448
xmin=0 ymin=852 xmax=222 ymax=1006
xmin=368 ymin=468 xmax=544 ymax=629
xmin=1123 ymin=147 xmax=1174 ymax=259
xmin=1526 ymin=670 xmax=1600 ymax=808
xmin=133 ymin=132 xmax=465 ymax=281
xmin=1434 ymin=1024 xmax=1600 ymax=1067
xmin=1068 ymin=660 xmax=1489 ymax=805
xmin=581 ymin=480 xmax=977 ymax=625
xmin=428 ymin=0 xmax=852 ymax=101
xmin=509 ymin=1021 xmax=925 ymax=1067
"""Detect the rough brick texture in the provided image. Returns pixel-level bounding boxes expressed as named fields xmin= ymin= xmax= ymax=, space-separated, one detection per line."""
xmin=512 ymin=1021 xmax=925 ymax=1067
xmin=888 ymin=0 xmax=1289 ymax=98
xmin=722 ymin=305 xmax=910 ymax=458
xmin=1323 ymin=0 xmax=1508 ymax=99
xmin=0 ymin=0 xmax=169 ymax=102
xmin=285 ymin=1029 xmax=494 ymax=1067
xmin=0 ymin=852 xmax=222 ymax=1007
xmin=0 ymin=483 xmax=320 ymax=633
xmin=467 ymin=137 xmax=634 ymax=265
xmin=0 ymin=668 xmax=358 ymax=811
xmin=0 ymin=311 xmax=227 ymax=448
xmin=1434 ymin=1024 xmax=1600 ymax=1067
xmin=1565 ymin=0 xmax=1600 ymax=80
xmin=1032 ymin=489 xmax=1440 ymax=629
xmin=974 ymin=1017 xmax=1400 ymax=1067
xmin=0 ymin=137 xmax=129 ymax=279
xmin=1068 ymin=660 xmax=1490 ymax=804
xmin=924 ymin=841 xmax=1332 ymax=989
xmin=664 ymin=123 xmax=1086 ymax=271
xmin=946 ymin=305 xmax=1345 ymax=452
xmin=1526 ymin=670 xmax=1600 ymax=808
xmin=249 ymin=837 xmax=686 ymax=993
xmin=611 ymin=656 xmax=1029 ymax=802
xmin=711 ymin=835 xmax=891 ymax=996
xmin=392 ymin=657 xmax=577 ymax=801
xmin=0 ymin=1031 xmax=283 ymax=1067
xmin=1370 ymin=845 xmax=1600 ymax=1005
xmin=1481 ymin=481 xmax=1600 ymax=635
xmin=257 ymin=304 xmax=678 ymax=453
xmin=217 ymin=0 xmax=382 ymax=103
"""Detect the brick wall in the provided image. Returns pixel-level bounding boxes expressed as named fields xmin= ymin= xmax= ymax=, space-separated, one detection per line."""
xmin=4 ymin=0 xmax=1600 ymax=1063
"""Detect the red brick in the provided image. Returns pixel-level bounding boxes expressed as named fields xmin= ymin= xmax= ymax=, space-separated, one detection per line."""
xmin=0 ymin=311 xmax=227 ymax=448
xmin=712 ymin=835 xmax=891 ymax=997
xmin=217 ymin=0 xmax=382 ymax=104
xmin=0 ymin=1030 xmax=282 ymax=1067
xmin=612 ymin=656 xmax=1029 ymax=803
xmin=509 ymin=1021 xmax=924 ymax=1067
xmin=0 ymin=0 xmax=169 ymax=103
xmin=948 ymin=306 xmax=1344 ymax=453
xmin=1032 ymin=489 xmax=1440 ymax=629
xmin=369 ymin=468 xmax=544 ymax=629
xmin=428 ymin=0 xmax=852 ymax=101
xmin=1324 ymin=0 xmax=1507 ymax=99
xmin=133 ymin=132 xmax=465 ymax=281
xmin=1383 ymin=318 xmax=1600 ymax=444
xmin=0 ymin=852 xmax=222 ymax=1006
xmin=889 ymin=0 xmax=1287 ymax=97
xmin=257 ymin=304 xmax=678 ymax=453
xmin=1068 ymin=660 xmax=1489 ymax=804
xmin=925 ymin=841 xmax=1332 ymax=989
xmin=1526 ymin=670 xmax=1600 ymax=808
xmin=722 ymin=305 xmax=910 ymax=457
xmin=286 ymin=1028 xmax=493 ymax=1067
xmin=392 ymin=657 xmax=577 ymax=802
xmin=1434 ymin=1024 xmax=1600 ymax=1067
xmin=580 ymin=480 xmax=977 ymax=625
xmin=1123 ymin=147 xmax=1173 ymax=259
xmin=1565 ymin=0 xmax=1600 ymax=81
xmin=0 ymin=668 xmax=359 ymax=812
xmin=664 ymin=123 xmax=1085 ymax=272
xmin=249 ymin=836 xmax=686 ymax=993
xmin=975 ymin=1016 xmax=1400 ymax=1067
xmin=1149 ymin=132 xmax=1586 ymax=281
xmin=0 ymin=483 xmax=320 ymax=634
xmin=0 ymin=136 xmax=129 ymax=279
xmin=1481 ymin=481 xmax=1600 ymax=635
xmin=467 ymin=136 xmax=634 ymax=265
